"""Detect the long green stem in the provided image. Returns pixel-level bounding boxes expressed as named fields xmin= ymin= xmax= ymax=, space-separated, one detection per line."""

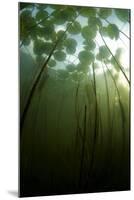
xmin=79 ymin=105 xmax=87 ymax=189
xmin=20 ymin=13 xmax=80 ymax=135
xmin=103 ymin=18 xmax=130 ymax=40
xmin=104 ymin=61 xmax=126 ymax=152
xmin=99 ymin=30 xmax=130 ymax=85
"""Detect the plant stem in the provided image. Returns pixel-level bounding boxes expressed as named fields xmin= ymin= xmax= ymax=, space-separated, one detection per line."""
xmin=99 ymin=30 xmax=130 ymax=85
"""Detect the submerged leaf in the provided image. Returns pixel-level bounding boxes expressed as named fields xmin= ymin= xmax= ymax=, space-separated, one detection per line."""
xmin=54 ymin=51 xmax=66 ymax=61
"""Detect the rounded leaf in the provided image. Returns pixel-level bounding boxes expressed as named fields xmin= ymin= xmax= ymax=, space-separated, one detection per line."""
xmin=83 ymin=39 xmax=96 ymax=51
xmin=36 ymin=10 xmax=48 ymax=21
xmin=106 ymin=24 xmax=119 ymax=40
xmin=98 ymin=8 xmax=112 ymax=19
xmin=80 ymin=8 xmax=97 ymax=17
xmin=64 ymin=38 xmax=77 ymax=55
xmin=34 ymin=39 xmax=45 ymax=55
xmin=78 ymin=51 xmax=94 ymax=64
xmin=54 ymin=51 xmax=66 ymax=61
xmin=82 ymin=26 xmax=97 ymax=40
xmin=68 ymin=21 xmax=81 ymax=34
xmin=88 ymin=17 xmax=102 ymax=29
xmin=115 ymin=9 xmax=129 ymax=22
xmin=48 ymin=59 xmax=56 ymax=67
xmin=97 ymin=45 xmax=110 ymax=60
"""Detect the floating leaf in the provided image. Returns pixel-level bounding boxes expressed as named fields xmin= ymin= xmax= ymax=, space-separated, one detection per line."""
xmin=101 ymin=26 xmax=108 ymax=37
xmin=34 ymin=39 xmax=46 ymax=55
xmin=57 ymin=30 xmax=66 ymax=39
xmin=54 ymin=51 xmax=66 ymax=61
xmin=98 ymin=8 xmax=112 ymax=19
xmin=106 ymin=24 xmax=119 ymax=40
xmin=20 ymin=10 xmax=36 ymax=36
xmin=68 ymin=21 xmax=81 ymax=34
xmin=80 ymin=8 xmax=96 ymax=17
xmin=88 ymin=17 xmax=102 ymax=29
xmin=48 ymin=59 xmax=56 ymax=67
xmin=53 ymin=8 xmax=77 ymax=25
xmin=43 ymin=42 xmax=53 ymax=55
xmin=36 ymin=10 xmax=48 ymax=21
xmin=78 ymin=51 xmax=94 ymax=64
xmin=83 ymin=39 xmax=96 ymax=51
xmin=82 ymin=26 xmax=97 ymax=40
xmin=64 ymin=38 xmax=77 ymax=55
xmin=115 ymin=9 xmax=129 ymax=22
xmin=97 ymin=45 xmax=111 ymax=60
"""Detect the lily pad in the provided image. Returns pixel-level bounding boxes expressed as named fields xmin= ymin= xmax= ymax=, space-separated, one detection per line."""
xmin=106 ymin=24 xmax=119 ymax=40
xmin=115 ymin=9 xmax=129 ymax=22
xmin=54 ymin=51 xmax=66 ymax=61
xmin=98 ymin=8 xmax=112 ymax=19
xmin=78 ymin=51 xmax=94 ymax=64
xmin=68 ymin=21 xmax=81 ymax=34
xmin=82 ymin=26 xmax=97 ymax=40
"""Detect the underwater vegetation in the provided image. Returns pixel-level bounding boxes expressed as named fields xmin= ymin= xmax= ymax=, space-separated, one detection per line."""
xmin=19 ymin=3 xmax=130 ymax=197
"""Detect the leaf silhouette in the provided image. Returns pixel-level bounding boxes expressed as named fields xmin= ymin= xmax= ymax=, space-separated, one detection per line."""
xmin=82 ymin=26 xmax=97 ymax=40
xmin=115 ymin=9 xmax=129 ymax=22
xmin=36 ymin=10 xmax=48 ymax=21
xmin=78 ymin=51 xmax=94 ymax=64
xmin=88 ymin=17 xmax=102 ymax=29
xmin=68 ymin=21 xmax=81 ymax=34
xmin=98 ymin=8 xmax=112 ymax=19
xmin=48 ymin=59 xmax=56 ymax=67
xmin=106 ymin=24 xmax=119 ymax=40
xmin=64 ymin=38 xmax=77 ymax=54
xmin=54 ymin=51 xmax=66 ymax=61
xmin=83 ymin=39 xmax=96 ymax=51
xmin=97 ymin=45 xmax=111 ymax=60
xmin=80 ymin=8 xmax=96 ymax=17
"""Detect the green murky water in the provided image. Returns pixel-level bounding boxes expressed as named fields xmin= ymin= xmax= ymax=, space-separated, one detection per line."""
xmin=19 ymin=3 xmax=130 ymax=197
